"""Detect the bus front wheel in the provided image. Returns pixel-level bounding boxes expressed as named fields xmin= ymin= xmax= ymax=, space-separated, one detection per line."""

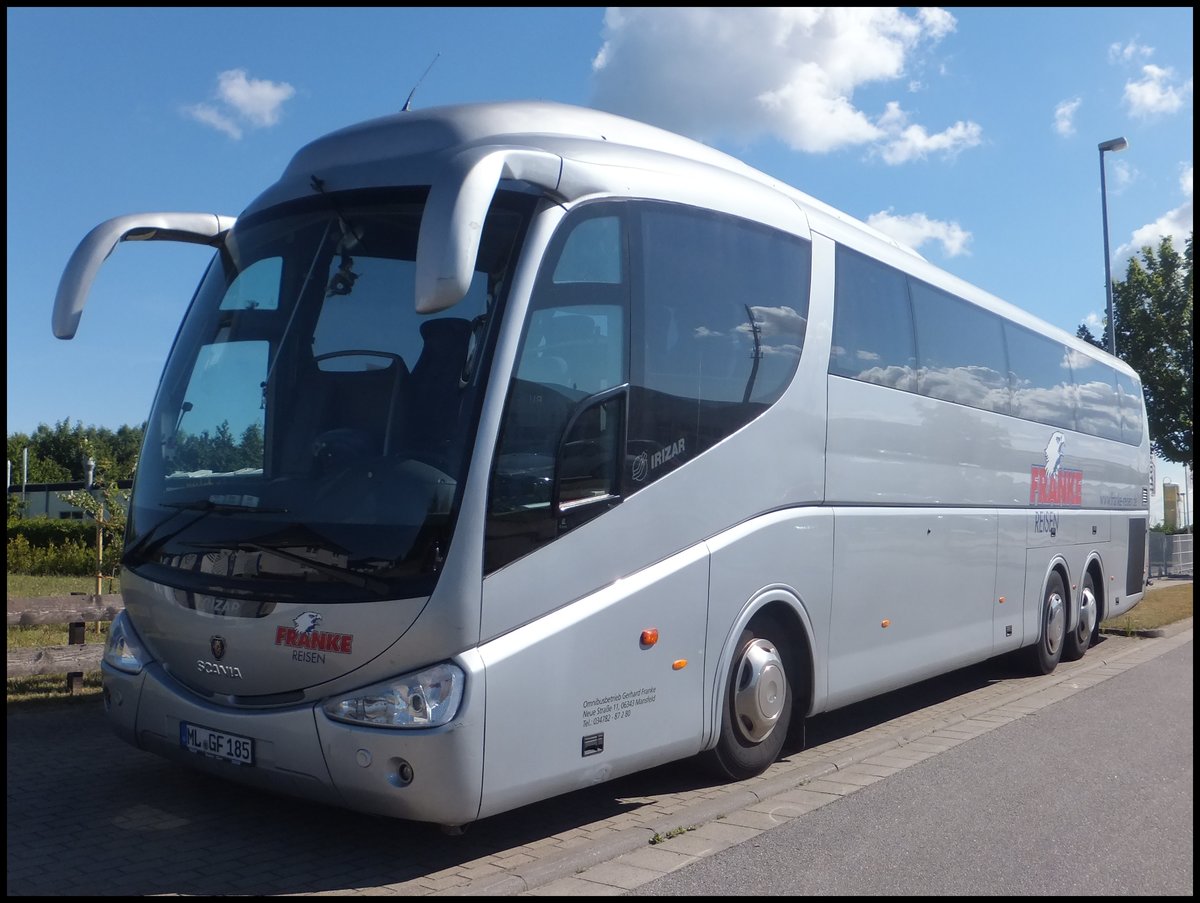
xmin=705 ymin=617 xmax=792 ymax=780
xmin=1025 ymin=571 xmax=1067 ymax=675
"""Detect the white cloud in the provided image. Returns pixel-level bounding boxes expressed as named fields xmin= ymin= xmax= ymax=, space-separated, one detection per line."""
xmin=875 ymin=102 xmax=982 ymax=163
xmin=1053 ymin=98 xmax=1081 ymax=137
xmin=865 ymin=209 xmax=971 ymax=257
xmin=591 ymin=7 xmax=978 ymax=163
xmin=1108 ymin=40 xmax=1154 ymax=64
xmin=1109 ymin=158 xmax=1135 ymax=192
xmin=1123 ymin=64 xmax=1193 ymax=118
xmin=216 ymin=69 xmax=295 ymax=126
xmin=184 ymin=103 xmax=242 ymax=140
xmin=185 ymin=68 xmax=296 ymax=139
xmin=1115 ymin=163 xmax=1193 ymax=261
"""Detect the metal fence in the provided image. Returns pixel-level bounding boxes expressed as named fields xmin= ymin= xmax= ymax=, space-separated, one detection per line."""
xmin=1149 ymin=532 xmax=1194 ymax=577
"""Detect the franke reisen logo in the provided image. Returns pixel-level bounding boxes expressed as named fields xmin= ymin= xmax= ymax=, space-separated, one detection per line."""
xmin=274 ymin=611 xmax=354 ymax=655
xmin=1029 ymin=431 xmax=1083 ymax=507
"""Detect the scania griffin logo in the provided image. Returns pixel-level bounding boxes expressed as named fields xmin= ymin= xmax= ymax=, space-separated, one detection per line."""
xmin=210 ymin=636 xmax=227 ymax=660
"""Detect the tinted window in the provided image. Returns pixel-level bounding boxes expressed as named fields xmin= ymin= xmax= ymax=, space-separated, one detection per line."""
xmin=630 ymin=205 xmax=810 ymax=487
xmin=830 ymin=246 xmax=916 ymax=390
xmin=487 ymin=208 xmax=630 ymax=572
xmin=910 ymin=280 xmax=1009 ymax=414
xmin=1116 ymin=371 xmax=1145 ymax=445
xmin=1070 ymin=350 xmax=1122 ymax=441
xmin=1004 ymin=323 xmax=1076 ymax=430
xmin=486 ymin=201 xmax=810 ymax=572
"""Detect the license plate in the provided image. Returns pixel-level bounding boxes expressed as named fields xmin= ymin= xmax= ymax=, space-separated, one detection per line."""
xmin=180 ymin=721 xmax=254 ymax=766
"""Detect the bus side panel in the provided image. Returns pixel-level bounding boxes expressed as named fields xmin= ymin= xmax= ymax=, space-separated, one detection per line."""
xmin=704 ymin=509 xmax=834 ymax=729
xmin=825 ymin=508 xmax=997 ymax=713
xmin=993 ymin=510 xmax=1028 ymax=654
xmin=1102 ymin=513 xmax=1148 ymax=621
xmin=476 ymin=543 xmax=708 ymax=820
xmin=825 ymin=377 xmax=1020 ymax=508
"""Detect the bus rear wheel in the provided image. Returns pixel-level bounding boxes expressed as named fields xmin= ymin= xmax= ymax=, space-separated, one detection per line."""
xmin=1063 ymin=570 xmax=1098 ymax=662
xmin=704 ymin=617 xmax=792 ymax=780
xmin=1025 ymin=571 xmax=1067 ymax=675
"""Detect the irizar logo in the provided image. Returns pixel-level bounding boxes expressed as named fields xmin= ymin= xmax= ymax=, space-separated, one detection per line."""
xmin=1030 ymin=431 xmax=1083 ymax=507
xmin=274 ymin=611 xmax=354 ymax=655
xmin=650 ymin=437 xmax=686 ymax=471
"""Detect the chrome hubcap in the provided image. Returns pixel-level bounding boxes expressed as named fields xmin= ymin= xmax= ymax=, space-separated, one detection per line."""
xmin=732 ymin=638 xmax=785 ymax=743
xmin=1079 ymin=586 xmax=1097 ymax=640
xmin=1046 ymin=592 xmax=1065 ymax=655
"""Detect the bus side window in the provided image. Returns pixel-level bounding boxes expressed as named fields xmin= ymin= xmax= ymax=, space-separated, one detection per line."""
xmin=1115 ymin=371 xmax=1145 ymax=445
xmin=910 ymin=278 xmax=1009 ymax=415
xmin=1071 ymin=351 xmax=1122 ymax=441
xmin=486 ymin=209 xmax=629 ymax=573
xmin=631 ymin=204 xmax=810 ymax=490
xmin=829 ymin=246 xmax=916 ymax=391
xmin=1005 ymin=323 xmax=1077 ymax=432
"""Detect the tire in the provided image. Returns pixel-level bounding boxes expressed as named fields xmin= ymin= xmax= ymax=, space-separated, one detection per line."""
xmin=704 ymin=616 xmax=793 ymax=780
xmin=1063 ymin=570 xmax=1098 ymax=662
xmin=1024 ymin=570 xmax=1067 ymax=675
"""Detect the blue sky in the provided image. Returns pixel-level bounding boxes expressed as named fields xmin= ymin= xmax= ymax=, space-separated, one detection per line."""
xmin=6 ymin=7 xmax=1193 ymax=524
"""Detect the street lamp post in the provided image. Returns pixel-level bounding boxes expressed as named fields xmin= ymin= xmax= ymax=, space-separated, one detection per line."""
xmin=1099 ymin=136 xmax=1128 ymax=356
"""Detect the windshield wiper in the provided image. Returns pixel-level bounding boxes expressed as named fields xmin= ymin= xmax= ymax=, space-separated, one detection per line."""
xmin=124 ymin=499 xmax=287 ymax=565
xmin=205 ymin=540 xmax=390 ymax=595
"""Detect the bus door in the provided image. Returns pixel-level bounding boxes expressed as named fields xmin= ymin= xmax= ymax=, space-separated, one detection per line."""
xmin=475 ymin=204 xmax=708 ymax=818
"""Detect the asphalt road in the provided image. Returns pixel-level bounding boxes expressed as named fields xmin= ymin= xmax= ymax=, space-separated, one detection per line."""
xmin=629 ymin=636 xmax=1194 ymax=895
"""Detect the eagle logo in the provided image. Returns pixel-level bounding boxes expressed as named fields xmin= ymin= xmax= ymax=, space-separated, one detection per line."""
xmin=1044 ymin=431 xmax=1066 ymax=479
xmin=293 ymin=611 xmax=323 ymax=635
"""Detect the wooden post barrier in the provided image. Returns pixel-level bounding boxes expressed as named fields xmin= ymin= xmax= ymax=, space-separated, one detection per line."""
xmin=6 ymin=595 xmax=123 ymax=680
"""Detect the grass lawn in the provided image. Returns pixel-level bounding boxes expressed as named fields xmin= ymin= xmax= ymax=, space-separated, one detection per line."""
xmin=1099 ymin=580 xmax=1193 ymax=634
xmin=7 ymin=574 xmax=121 ymax=597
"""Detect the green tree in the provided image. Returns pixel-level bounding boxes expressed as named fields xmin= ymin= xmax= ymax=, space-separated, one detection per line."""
xmin=1075 ymin=323 xmax=1105 ymax=350
xmin=1110 ymin=234 xmax=1193 ymax=464
xmin=57 ymin=442 xmax=130 ymax=590
xmin=7 ymin=419 xmax=144 ymax=484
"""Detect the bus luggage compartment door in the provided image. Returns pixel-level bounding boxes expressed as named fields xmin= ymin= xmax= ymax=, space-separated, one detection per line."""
xmin=476 ymin=543 xmax=709 ymax=819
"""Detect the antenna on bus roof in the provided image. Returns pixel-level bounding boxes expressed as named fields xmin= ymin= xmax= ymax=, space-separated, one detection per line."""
xmin=402 ymin=52 xmax=441 ymax=112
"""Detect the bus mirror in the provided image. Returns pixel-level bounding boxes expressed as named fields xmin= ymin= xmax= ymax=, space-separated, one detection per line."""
xmin=415 ymin=147 xmax=561 ymax=315
xmin=53 ymin=212 xmax=236 ymax=339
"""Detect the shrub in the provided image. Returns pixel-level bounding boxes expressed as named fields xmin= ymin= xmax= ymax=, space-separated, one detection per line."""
xmin=7 ymin=517 xmax=96 ymax=548
xmin=6 ymin=534 xmax=96 ymax=576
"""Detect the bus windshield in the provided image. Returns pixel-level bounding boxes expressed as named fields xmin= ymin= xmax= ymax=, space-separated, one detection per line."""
xmin=124 ymin=187 xmax=534 ymax=603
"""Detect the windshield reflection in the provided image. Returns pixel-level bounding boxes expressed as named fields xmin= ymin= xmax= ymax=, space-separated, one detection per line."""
xmin=125 ymin=188 xmax=534 ymax=601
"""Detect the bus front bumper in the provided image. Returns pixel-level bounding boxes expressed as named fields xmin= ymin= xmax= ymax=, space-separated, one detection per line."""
xmin=101 ymin=661 xmax=485 ymax=827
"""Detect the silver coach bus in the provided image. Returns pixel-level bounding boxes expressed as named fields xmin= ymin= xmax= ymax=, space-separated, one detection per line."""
xmin=54 ymin=101 xmax=1151 ymax=829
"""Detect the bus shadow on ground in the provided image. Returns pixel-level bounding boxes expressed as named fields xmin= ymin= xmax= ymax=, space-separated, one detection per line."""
xmin=6 ymin=638 xmax=1116 ymax=897
xmin=486 ymin=638 xmax=1103 ymax=842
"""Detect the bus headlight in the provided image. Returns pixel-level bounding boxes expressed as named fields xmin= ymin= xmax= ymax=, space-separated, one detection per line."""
xmin=322 ymin=662 xmax=464 ymax=728
xmin=103 ymin=611 xmax=151 ymax=674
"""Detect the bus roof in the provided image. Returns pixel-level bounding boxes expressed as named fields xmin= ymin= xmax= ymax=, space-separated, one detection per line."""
xmin=251 ymin=100 xmax=923 ymax=261
xmin=249 ymin=100 xmax=1135 ymax=379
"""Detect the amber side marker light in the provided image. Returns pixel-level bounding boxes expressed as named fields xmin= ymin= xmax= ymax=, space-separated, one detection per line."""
xmin=672 ymin=660 xmax=688 ymax=671
xmin=640 ymin=628 xmax=659 ymax=647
